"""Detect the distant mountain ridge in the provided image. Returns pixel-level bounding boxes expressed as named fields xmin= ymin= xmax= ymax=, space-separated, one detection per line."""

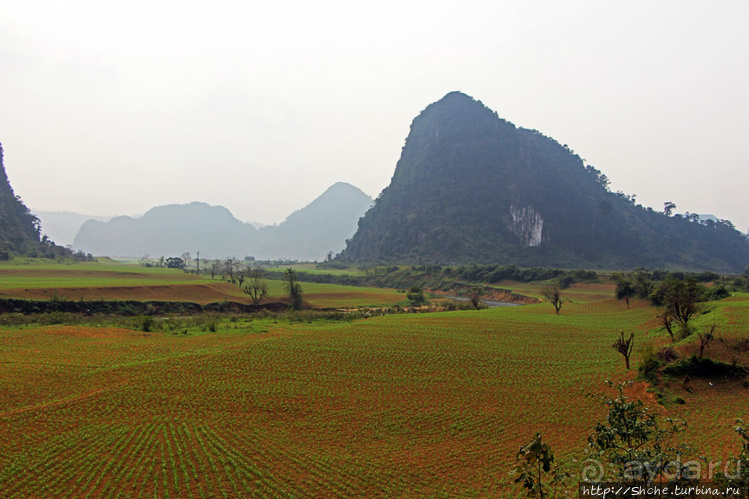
xmin=75 ymin=203 xmax=256 ymax=258
xmin=255 ymin=182 xmax=373 ymax=261
xmin=33 ymin=211 xmax=111 ymax=247
xmin=338 ymin=92 xmax=749 ymax=272
xmin=72 ymin=183 xmax=372 ymax=260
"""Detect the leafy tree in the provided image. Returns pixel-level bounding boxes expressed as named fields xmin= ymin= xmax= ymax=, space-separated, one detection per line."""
xmin=654 ymin=278 xmax=701 ymax=335
xmin=630 ymin=269 xmax=653 ymax=300
xmin=165 ymin=257 xmax=185 ymax=269
xmin=613 ymin=276 xmax=636 ymax=309
xmin=284 ymin=268 xmax=304 ymax=310
xmin=406 ymin=286 xmax=427 ymax=306
xmin=542 ymin=284 xmax=563 ymax=315
xmin=242 ymin=269 xmax=268 ymax=304
xmin=587 ymin=381 xmax=689 ymax=486
xmin=663 ymin=202 xmax=676 ymax=216
xmin=612 ymin=332 xmax=635 ymax=370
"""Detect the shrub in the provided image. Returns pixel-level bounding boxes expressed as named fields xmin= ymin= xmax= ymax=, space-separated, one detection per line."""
xmin=637 ymin=343 xmax=661 ymax=383
xmin=141 ymin=316 xmax=154 ymax=332
xmin=406 ymin=286 xmax=427 ymax=306
xmin=586 ymin=381 xmax=689 ymax=486
xmin=512 ymin=433 xmax=568 ymax=498
xmin=657 ymin=347 xmax=679 ymax=363
xmin=706 ymin=284 xmax=730 ymax=301
xmin=662 ymin=355 xmax=747 ymax=378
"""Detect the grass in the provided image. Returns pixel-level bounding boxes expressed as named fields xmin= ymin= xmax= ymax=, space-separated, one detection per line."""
xmin=0 ymin=260 xmax=199 ymax=288
xmin=262 ymin=280 xmax=405 ymax=308
xmin=273 ymin=262 xmax=370 ymax=277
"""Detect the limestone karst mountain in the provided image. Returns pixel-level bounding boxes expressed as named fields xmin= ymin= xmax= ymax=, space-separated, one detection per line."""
xmin=338 ymin=92 xmax=749 ymax=272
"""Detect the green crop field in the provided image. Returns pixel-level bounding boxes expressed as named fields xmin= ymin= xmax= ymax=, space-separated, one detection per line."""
xmin=1 ymin=286 xmax=747 ymax=497
xmin=0 ymin=261 xmax=407 ymax=308
xmin=273 ymin=263 xmax=371 ymax=277
xmin=263 ymin=280 xmax=405 ymax=308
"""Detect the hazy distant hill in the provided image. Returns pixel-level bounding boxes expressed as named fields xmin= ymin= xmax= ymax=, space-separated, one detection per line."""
xmin=74 ymin=202 xmax=257 ymax=259
xmin=0 ymin=143 xmax=69 ymax=258
xmin=33 ymin=211 xmax=111 ymax=247
xmin=339 ymin=92 xmax=749 ymax=273
xmin=72 ymin=183 xmax=372 ymax=261
xmin=255 ymin=182 xmax=372 ymax=261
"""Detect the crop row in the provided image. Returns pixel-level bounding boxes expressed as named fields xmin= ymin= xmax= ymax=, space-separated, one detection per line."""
xmin=0 ymin=294 xmax=746 ymax=496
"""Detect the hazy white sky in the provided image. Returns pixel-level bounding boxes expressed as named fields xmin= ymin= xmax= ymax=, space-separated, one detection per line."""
xmin=1 ymin=0 xmax=747 ymax=232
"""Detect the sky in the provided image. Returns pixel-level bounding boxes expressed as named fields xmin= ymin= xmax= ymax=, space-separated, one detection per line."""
xmin=1 ymin=0 xmax=747 ymax=233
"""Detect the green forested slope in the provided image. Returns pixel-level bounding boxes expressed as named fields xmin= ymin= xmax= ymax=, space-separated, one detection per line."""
xmin=339 ymin=92 xmax=749 ymax=272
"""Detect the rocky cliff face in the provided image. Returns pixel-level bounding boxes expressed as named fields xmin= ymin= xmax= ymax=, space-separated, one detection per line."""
xmin=509 ymin=205 xmax=543 ymax=247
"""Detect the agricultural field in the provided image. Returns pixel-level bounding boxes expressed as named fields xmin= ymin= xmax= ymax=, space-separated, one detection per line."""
xmin=1 ymin=279 xmax=747 ymax=497
xmin=0 ymin=261 xmax=405 ymax=308
xmin=493 ymin=281 xmax=616 ymax=304
xmin=262 ymin=280 xmax=405 ymax=309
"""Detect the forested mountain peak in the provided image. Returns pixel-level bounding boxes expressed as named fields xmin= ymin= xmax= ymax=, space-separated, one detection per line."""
xmin=339 ymin=93 xmax=749 ymax=272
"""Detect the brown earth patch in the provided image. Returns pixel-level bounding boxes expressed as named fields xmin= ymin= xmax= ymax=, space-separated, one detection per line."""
xmin=0 ymin=282 xmax=253 ymax=304
xmin=35 ymin=326 xmax=148 ymax=339
xmin=0 ymin=268 xmax=193 ymax=281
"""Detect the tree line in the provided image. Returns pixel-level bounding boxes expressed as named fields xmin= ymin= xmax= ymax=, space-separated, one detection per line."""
xmin=139 ymin=253 xmax=308 ymax=310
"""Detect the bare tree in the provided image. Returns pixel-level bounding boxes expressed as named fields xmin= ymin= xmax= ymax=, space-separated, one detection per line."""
xmin=224 ymin=258 xmax=241 ymax=284
xmin=542 ymin=284 xmax=564 ymax=315
xmin=285 ymin=268 xmax=304 ymax=310
xmin=242 ymin=269 xmax=268 ymax=304
xmin=467 ymin=286 xmax=485 ymax=310
xmin=659 ymin=310 xmax=675 ymax=343
xmin=210 ymin=259 xmax=222 ymax=280
xmin=181 ymin=252 xmax=192 ymax=271
xmin=612 ymin=332 xmax=635 ymax=370
xmin=236 ymin=266 xmax=249 ymax=288
xmin=697 ymin=321 xmax=716 ymax=359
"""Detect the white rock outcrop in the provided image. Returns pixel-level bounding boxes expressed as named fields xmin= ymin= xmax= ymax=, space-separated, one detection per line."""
xmin=509 ymin=205 xmax=543 ymax=247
